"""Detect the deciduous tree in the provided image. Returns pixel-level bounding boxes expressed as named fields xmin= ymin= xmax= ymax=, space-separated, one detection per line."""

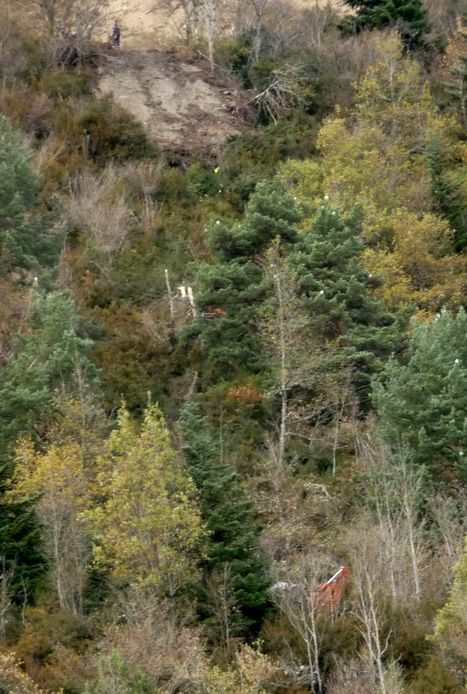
xmin=433 ymin=536 xmax=467 ymax=688
xmin=86 ymin=404 xmax=205 ymax=595
xmin=10 ymin=440 xmax=90 ymax=614
xmin=315 ymin=36 xmax=466 ymax=311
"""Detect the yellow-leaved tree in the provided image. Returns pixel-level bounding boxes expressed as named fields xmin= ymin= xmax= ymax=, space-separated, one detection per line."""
xmin=10 ymin=440 xmax=89 ymax=615
xmin=281 ymin=34 xmax=466 ymax=312
xmin=317 ymin=34 xmax=443 ymax=224
xmin=86 ymin=404 xmax=205 ymax=595
xmin=363 ymin=209 xmax=465 ymax=311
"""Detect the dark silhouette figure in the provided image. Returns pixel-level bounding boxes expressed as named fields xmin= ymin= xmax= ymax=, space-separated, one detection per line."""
xmin=112 ymin=20 xmax=121 ymax=48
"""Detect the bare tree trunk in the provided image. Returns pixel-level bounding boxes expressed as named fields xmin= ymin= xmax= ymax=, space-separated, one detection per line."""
xmin=354 ymin=555 xmax=389 ymax=694
xmin=203 ymin=0 xmax=216 ymax=72
xmin=207 ymin=564 xmax=238 ymax=654
xmin=165 ymin=268 xmax=175 ymax=325
xmin=274 ymin=270 xmax=288 ymax=471
xmin=248 ymin=0 xmax=270 ymax=62
xmin=357 ymin=438 xmax=425 ymax=606
xmin=272 ymin=555 xmax=334 ymax=693
xmin=254 ymin=14 xmax=262 ymax=62
xmin=400 ymin=460 xmax=421 ymax=599
xmin=0 ymin=558 xmax=14 ymax=641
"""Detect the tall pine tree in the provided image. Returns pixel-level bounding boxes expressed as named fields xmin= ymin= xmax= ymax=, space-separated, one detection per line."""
xmin=0 ymin=471 xmax=47 ymax=606
xmin=183 ymin=180 xmax=302 ymax=385
xmin=179 ymin=404 xmax=270 ymax=637
xmin=373 ymin=308 xmax=467 ymax=482
xmin=288 ymin=203 xmax=402 ymax=410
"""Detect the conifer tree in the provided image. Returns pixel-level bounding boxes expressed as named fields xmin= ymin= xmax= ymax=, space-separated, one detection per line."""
xmin=342 ymin=0 xmax=430 ymax=49
xmin=0 ymin=115 xmax=62 ymax=274
xmin=210 ymin=179 xmax=301 ymax=261
xmin=0 ymin=471 xmax=47 ymax=606
xmin=179 ymin=404 xmax=270 ymax=636
xmin=373 ymin=308 xmax=467 ymax=481
xmin=427 ymin=137 xmax=466 ymax=252
xmin=288 ymin=203 xmax=401 ymax=409
xmin=10 ymin=440 xmax=90 ymax=614
xmin=184 ymin=180 xmax=302 ymax=384
xmin=0 ymin=289 xmax=98 ymax=459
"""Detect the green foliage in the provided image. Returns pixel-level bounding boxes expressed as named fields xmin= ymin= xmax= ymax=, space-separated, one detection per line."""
xmin=314 ymin=37 xmax=467 ymax=311
xmin=0 ymin=471 xmax=47 ymax=606
xmin=219 ymin=117 xmax=319 ymax=206
xmin=214 ymin=35 xmax=252 ymax=85
xmin=342 ymin=0 xmax=430 ymax=49
xmin=156 ymin=165 xmax=192 ymax=203
xmin=1 ymin=6 xmax=466 ymax=686
xmin=184 ymin=180 xmax=302 ymax=384
xmin=409 ymin=655 xmax=463 ymax=693
xmin=214 ymin=33 xmax=280 ymax=91
xmin=180 ymin=404 xmax=270 ymax=634
xmin=86 ymin=404 xmax=205 ymax=594
xmin=53 ymin=96 xmax=158 ymax=164
xmin=86 ymin=651 xmax=153 ymax=694
xmin=373 ymin=308 xmax=467 ymax=481
xmin=0 ymin=115 xmax=62 ymax=273
xmin=0 ymin=289 xmax=97 ymax=459
xmin=442 ymin=15 xmax=467 ymax=129
xmin=0 ymin=290 xmax=95 ymax=610
xmin=289 ymin=203 xmax=402 ymax=408
xmin=427 ymin=137 xmax=467 ymax=251
xmin=433 ymin=536 xmax=467 ymax=687
xmin=211 ymin=179 xmax=300 ymax=259
xmin=79 ymin=97 xmax=158 ymax=162
xmin=186 ymin=162 xmax=220 ymax=198
xmin=38 ymin=69 xmax=92 ymax=100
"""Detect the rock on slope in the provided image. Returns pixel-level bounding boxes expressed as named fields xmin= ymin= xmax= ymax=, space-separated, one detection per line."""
xmin=98 ymin=50 xmax=245 ymax=154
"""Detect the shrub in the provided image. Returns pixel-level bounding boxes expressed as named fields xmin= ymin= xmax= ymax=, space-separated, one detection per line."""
xmin=408 ymin=655 xmax=462 ymax=693
xmin=38 ymin=69 xmax=93 ymax=100
xmin=78 ymin=97 xmax=158 ymax=162
xmin=0 ymin=652 xmax=43 ymax=694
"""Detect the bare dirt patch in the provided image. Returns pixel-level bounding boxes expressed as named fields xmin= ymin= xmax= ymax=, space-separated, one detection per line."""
xmin=98 ymin=50 xmax=247 ymax=155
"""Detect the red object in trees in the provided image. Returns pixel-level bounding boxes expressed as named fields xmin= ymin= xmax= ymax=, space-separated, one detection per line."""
xmin=203 ymin=306 xmax=227 ymax=318
xmin=205 ymin=306 xmax=227 ymax=316
xmin=314 ymin=566 xmax=350 ymax=612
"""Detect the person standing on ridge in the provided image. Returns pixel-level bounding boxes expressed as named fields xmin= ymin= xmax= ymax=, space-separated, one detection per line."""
xmin=111 ymin=20 xmax=121 ymax=48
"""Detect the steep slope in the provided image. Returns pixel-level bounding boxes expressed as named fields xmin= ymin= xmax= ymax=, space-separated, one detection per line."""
xmin=98 ymin=50 xmax=245 ymax=154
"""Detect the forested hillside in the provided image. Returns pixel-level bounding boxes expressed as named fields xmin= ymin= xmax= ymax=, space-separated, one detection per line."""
xmin=0 ymin=0 xmax=466 ymax=692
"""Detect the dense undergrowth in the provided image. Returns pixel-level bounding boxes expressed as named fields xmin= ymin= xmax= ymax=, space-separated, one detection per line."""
xmin=0 ymin=0 xmax=466 ymax=692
